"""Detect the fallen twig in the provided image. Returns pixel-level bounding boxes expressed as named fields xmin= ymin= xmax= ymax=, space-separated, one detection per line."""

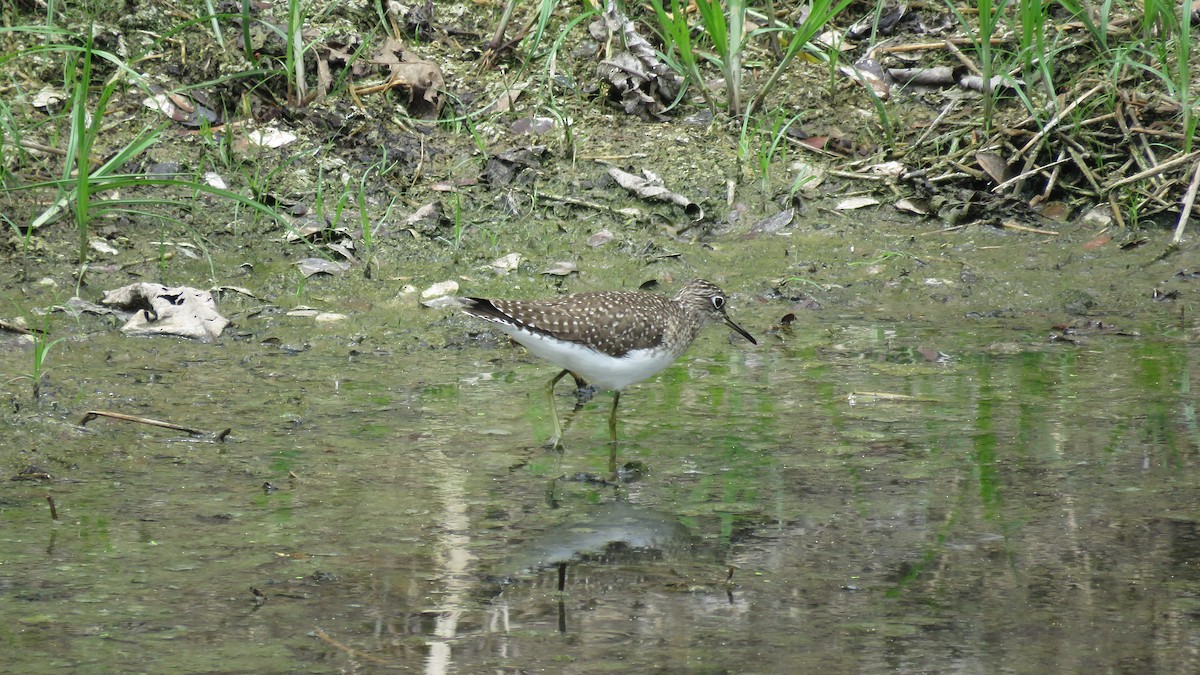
xmin=79 ymin=410 xmax=208 ymax=436
xmin=999 ymin=221 xmax=1059 ymax=236
xmin=992 ymin=156 xmax=1071 ymax=194
xmin=1172 ymin=160 xmax=1200 ymax=245
xmin=1011 ymin=82 xmax=1105 ymax=195
xmin=607 ymin=166 xmax=703 ymax=221
xmin=0 ymin=319 xmax=43 ymax=336
xmin=1029 ymin=149 xmax=1067 ymax=207
xmin=313 ymin=627 xmax=391 ymax=666
xmin=877 ymin=37 xmax=1007 ymax=54
xmin=942 ymin=39 xmax=980 ymax=76
xmin=1107 ymin=192 xmax=1127 ymax=228
xmin=915 ymin=224 xmax=967 ymax=236
xmin=908 ymin=97 xmax=961 ymax=153
xmin=532 ymin=190 xmax=642 ymax=219
xmin=1107 ymin=150 xmax=1200 ymax=190
xmin=848 ymin=391 xmax=941 ymax=403
xmin=1065 ymin=146 xmax=1103 ymax=193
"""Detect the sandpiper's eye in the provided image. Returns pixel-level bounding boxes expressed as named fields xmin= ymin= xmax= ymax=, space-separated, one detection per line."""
xmin=711 ymin=296 xmax=725 ymax=309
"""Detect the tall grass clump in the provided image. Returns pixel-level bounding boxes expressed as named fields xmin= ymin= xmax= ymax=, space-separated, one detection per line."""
xmin=1169 ymin=0 xmax=1195 ymax=151
xmin=3 ymin=23 xmax=165 ymax=263
xmin=649 ymin=0 xmax=852 ymax=121
xmin=650 ymin=0 xmax=715 ymax=115
xmin=944 ymin=0 xmax=1013 ymax=132
xmin=2 ymin=318 xmax=68 ymax=402
xmin=1016 ymin=0 xmax=1054 ymax=102
xmin=694 ymin=0 xmax=745 ymax=116
xmin=1 ymin=14 xmax=292 ymax=265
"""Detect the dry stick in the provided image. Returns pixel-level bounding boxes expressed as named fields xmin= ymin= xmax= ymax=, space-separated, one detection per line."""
xmin=849 ymin=391 xmax=926 ymax=401
xmin=483 ymin=0 xmax=518 ymax=64
xmin=1172 ymin=162 xmax=1200 ymax=245
xmin=992 ymin=156 xmax=1072 ymax=194
xmin=576 ymin=153 xmax=647 ymax=161
xmin=409 ymin=136 xmax=425 ymax=189
xmin=1108 ymin=192 xmax=1128 ymax=228
xmin=942 ymin=39 xmax=981 ymax=76
xmin=948 ymin=160 xmax=987 ymax=180
xmin=1130 ymin=126 xmax=1188 ymax=139
xmin=1065 ymin=146 xmax=1103 ymax=193
xmin=1124 ymin=95 xmax=1166 ymax=187
xmin=1000 ymin=221 xmax=1059 ymax=236
xmin=1057 ymin=17 xmax=1137 ymax=34
xmin=929 ymin=171 xmax=973 ymax=184
xmin=0 ymin=319 xmax=41 ymax=336
xmin=19 ymin=139 xmax=68 ymax=156
xmin=878 ymin=37 xmax=1007 ymax=54
xmin=351 ymin=78 xmax=403 ymax=96
xmin=1018 ymin=82 xmax=1106 ymax=155
xmin=1011 ymin=82 xmax=1106 ymax=195
xmin=1147 ymin=182 xmax=1178 ymax=210
xmin=20 ymin=138 xmax=105 ymax=171
xmin=828 ymin=170 xmax=887 ymax=181
xmin=916 ymin=224 xmax=967 ymax=236
xmin=534 ymin=190 xmax=641 ymax=218
xmin=79 ymin=410 xmax=207 ymax=436
xmin=1078 ymin=112 xmax=1118 ymax=128
xmin=1108 ymin=150 xmax=1200 ymax=189
xmin=1112 ymin=97 xmax=1149 ymax=174
xmin=908 ymin=97 xmax=961 ymax=153
xmin=1030 ymin=149 xmax=1068 ymax=207
xmin=313 ymin=627 xmax=390 ymax=666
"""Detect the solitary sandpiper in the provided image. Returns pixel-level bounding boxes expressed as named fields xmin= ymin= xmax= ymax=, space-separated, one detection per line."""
xmin=461 ymin=279 xmax=757 ymax=450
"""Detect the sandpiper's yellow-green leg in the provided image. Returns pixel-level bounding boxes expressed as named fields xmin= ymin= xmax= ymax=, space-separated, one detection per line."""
xmin=608 ymin=391 xmax=621 ymax=446
xmin=607 ymin=391 xmax=622 ymax=474
xmin=545 ymin=369 xmax=572 ymax=451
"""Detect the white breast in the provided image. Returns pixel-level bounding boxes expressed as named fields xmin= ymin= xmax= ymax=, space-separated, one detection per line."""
xmin=497 ymin=323 xmax=681 ymax=391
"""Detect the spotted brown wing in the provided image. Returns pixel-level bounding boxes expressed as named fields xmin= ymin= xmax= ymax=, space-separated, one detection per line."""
xmin=462 ymin=292 xmax=670 ymax=357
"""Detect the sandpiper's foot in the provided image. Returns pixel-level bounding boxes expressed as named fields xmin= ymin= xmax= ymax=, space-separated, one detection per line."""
xmin=544 ymin=434 xmax=565 ymax=452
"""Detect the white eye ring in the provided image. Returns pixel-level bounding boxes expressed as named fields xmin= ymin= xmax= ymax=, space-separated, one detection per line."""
xmin=711 ymin=296 xmax=725 ymax=309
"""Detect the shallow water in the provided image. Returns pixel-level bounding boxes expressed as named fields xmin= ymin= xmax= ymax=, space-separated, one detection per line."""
xmin=2 ymin=301 xmax=1198 ymax=673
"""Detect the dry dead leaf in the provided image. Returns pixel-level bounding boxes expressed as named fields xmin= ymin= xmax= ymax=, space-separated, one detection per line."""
xmin=421 ymin=280 xmax=459 ymax=300
xmin=33 ymin=86 xmax=66 ymax=110
xmin=588 ymin=230 xmax=615 ymax=247
xmin=296 ymin=258 xmax=350 ymax=277
xmin=608 ymin=167 xmax=702 ymax=220
xmin=976 ymin=151 xmax=1013 ymax=184
xmin=487 ymin=253 xmax=523 ymax=274
xmin=894 ymin=198 xmax=930 ymax=215
xmin=836 ymin=196 xmax=881 ymax=210
xmin=89 ymin=238 xmax=119 ymax=255
xmin=247 ymin=127 xmax=297 ymax=149
xmin=100 ymin=283 xmax=229 ymax=342
xmin=543 ymin=261 xmax=578 ymax=276
xmin=203 ymin=172 xmax=227 ymax=189
xmin=748 ymin=209 xmax=794 ymax=236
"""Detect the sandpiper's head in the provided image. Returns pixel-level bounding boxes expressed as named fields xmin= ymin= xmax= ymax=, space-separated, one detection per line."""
xmin=674 ymin=279 xmax=757 ymax=345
